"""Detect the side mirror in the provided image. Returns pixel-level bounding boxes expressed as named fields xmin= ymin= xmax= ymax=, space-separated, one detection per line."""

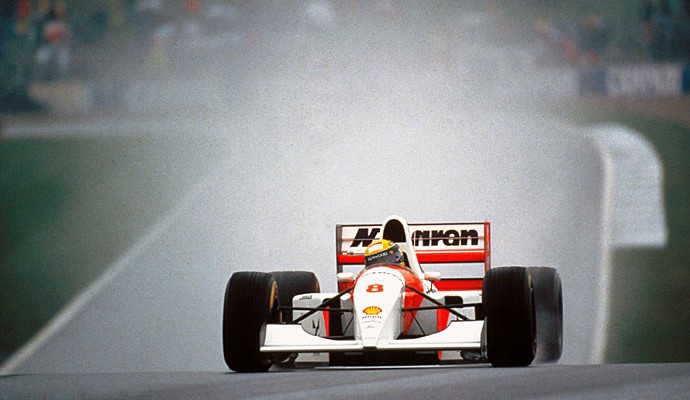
xmin=424 ymin=271 xmax=441 ymax=282
xmin=337 ymin=272 xmax=355 ymax=283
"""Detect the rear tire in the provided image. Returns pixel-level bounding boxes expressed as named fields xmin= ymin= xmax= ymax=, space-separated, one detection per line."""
xmin=528 ymin=267 xmax=563 ymax=363
xmin=223 ymin=271 xmax=280 ymax=372
xmin=270 ymin=271 xmax=320 ymax=323
xmin=483 ymin=267 xmax=536 ymax=367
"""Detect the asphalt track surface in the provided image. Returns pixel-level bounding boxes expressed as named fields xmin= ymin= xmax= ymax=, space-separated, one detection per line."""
xmin=2 ymin=364 xmax=689 ymax=399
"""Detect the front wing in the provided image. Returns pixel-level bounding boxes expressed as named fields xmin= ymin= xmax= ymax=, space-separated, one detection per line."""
xmin=260 ymin=320 xmax=484 ymax=353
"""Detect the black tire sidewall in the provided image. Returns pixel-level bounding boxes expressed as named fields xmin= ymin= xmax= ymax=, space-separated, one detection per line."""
xmin=223 ymin=271 xmax=279 ymax=372
xmin=483 ymin=266 xmax=537 ymax=367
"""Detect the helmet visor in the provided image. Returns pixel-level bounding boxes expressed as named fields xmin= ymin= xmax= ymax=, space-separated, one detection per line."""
xmin=364 ymin=244 xmax=403 ymax=267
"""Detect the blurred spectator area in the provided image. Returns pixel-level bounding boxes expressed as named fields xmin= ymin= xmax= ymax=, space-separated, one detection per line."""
xmin=1 ymin=0 xmax=244 ymax=112
xmin=508 ymin=0 xmax=690 ymax=64
xmin=1 ymin=0 xmax=689 ymax=115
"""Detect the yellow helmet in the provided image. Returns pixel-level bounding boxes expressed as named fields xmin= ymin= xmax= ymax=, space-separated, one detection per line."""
xmin=364 ymin=239 xmax=405 ymax=268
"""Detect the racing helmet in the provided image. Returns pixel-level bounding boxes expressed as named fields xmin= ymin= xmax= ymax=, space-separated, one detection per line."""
xmin=364 ymin=239 xmax=405 ymax=268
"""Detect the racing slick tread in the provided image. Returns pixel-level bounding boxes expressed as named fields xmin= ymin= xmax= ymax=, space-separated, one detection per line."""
xmin=483 ymin=267 xmax=536 ymax=367
xmin=223 ymin=271 xmax=279 ymax=372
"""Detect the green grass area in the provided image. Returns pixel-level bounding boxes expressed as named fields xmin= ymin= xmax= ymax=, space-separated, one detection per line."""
xmin=558 ymin=106 xmax=690 ymax=362
xmin=0 ymin=135 xmax=224 ymax=361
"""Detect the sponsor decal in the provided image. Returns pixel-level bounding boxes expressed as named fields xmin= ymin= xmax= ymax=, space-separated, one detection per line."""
xmin=365 ymin=250 xmax=391 ymax=263
xmin=342 ymin=224 xmax=485 ymax=252
xmin=412 ymin=229 xmax=479 ymax=246
xmin=606 ymin=65 xmax=682 ymax=96
xmin=351 ymin=228 xmax=381 ymax=247
xmin=363 ymin=306 xmax=382 ymax=315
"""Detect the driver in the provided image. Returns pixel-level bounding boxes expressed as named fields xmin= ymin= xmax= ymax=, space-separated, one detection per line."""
xmin=363 ymin=239 xmax=406 ymax=268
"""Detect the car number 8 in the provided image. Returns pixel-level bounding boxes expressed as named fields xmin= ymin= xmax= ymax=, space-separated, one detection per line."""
xmin=366 ymin=284 xmax=384 ymax=293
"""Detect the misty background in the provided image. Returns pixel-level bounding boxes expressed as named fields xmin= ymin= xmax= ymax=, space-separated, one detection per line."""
xmin=1 ymin=0 xmax=689 ymax=371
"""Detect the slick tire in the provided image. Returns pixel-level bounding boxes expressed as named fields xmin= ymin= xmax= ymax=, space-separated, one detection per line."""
xmin=483 ymin=267 xmax=536 ymax=367
xmin=528 ymin=267 xmax=563 ymax=363
xmin=270 ymin=271 xmax=321 ymax=323
xmin=223 ymin=271 xmax=280 ymax=372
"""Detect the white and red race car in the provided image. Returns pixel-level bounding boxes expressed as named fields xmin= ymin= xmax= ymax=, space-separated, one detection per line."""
xmin=222 ymin=215 xmax=563 ymax=372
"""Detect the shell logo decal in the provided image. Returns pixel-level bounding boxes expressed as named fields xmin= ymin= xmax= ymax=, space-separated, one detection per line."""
xmin=363 ymin=306 xmax=382 ymax=315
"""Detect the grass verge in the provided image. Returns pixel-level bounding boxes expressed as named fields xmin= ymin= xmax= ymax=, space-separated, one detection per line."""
xmin=0 ymin=134 xmax=224 ymax=362
xmin=558 ymin=103 xmax=690 ymax=362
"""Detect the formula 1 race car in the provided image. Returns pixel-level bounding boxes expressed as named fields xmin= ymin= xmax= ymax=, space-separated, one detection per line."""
xmin=222 ymin=215 xmax=563 ymax=372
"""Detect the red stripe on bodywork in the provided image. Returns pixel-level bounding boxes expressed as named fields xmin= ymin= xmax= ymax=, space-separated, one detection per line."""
xmin=337 ymin=281 xmax=355 ymax=293
xmin=323 ymin=307 xmax=330 ymax=337
xmin=337 ymin=251 xmax=486 ymax=265
xmin=484 ymin=222 xmax=491 ymax=271
xmin=433 ymin=279 xmax=483 ymax=291
xmin=416 ymin=251 xmax=487 ymax=263
xmin=436 ymin=308 xmax=450 ymax=331
xmin=394 ymin=266 xmax=425 ymax=334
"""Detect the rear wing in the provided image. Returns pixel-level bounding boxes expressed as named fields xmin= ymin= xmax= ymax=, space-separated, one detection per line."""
xmin=336 ymin=222 xmax=491 ymax=273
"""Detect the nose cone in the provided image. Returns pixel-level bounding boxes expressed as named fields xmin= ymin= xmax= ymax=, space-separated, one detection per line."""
xmin=353 ymin=267 xmax=405 ymax=348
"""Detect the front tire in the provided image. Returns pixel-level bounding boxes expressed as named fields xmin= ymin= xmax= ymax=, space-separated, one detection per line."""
xmin=270 ymin=271 xmax=320 ymax=323
xmin=483 ymin=267 xmax=536 ymax=367
xmin=223 ymin=271 xmax=280 ymax=372
xmin=528 ymin=267 xmax=563 ymax=363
